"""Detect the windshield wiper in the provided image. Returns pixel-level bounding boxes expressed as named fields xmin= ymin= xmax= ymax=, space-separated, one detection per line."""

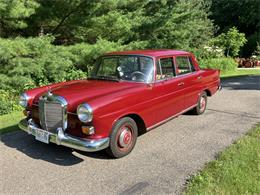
xmin=88 ymin=76 xmax=120 ymax=82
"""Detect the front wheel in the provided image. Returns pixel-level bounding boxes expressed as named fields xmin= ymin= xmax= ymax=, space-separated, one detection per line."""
xmin=192 ymin=91 xmax=207 ymax=115
xmin=106 ymin=117 xmax=138 ymax=158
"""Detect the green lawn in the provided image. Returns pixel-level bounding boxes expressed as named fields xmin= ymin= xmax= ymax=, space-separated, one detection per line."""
xmin=184 ymin=124 xmax=260 ymax=195
xmin=0 ymin=111 xmax=23 ymax=135
xmin=221 ymin=68 xmax=260 ymax=78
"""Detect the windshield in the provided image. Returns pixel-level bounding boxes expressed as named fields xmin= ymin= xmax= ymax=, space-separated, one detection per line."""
xmin=90 ymin=55 xmax=154 ymax=83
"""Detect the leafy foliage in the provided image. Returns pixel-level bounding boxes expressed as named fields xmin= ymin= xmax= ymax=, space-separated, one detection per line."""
xmin=0 ymin=0 xmax=255 ymax=114
xmin=210 ymin=0 xmax=260 ymax=56
xmin=0 ymin=89 xmax=22 ymax=115
xmin=0 ymin=0 xmax=39 ymax=37
xmin=252 ymin=43 xmax=260 ymax=60
xmin=142 ymin=0 xmax=213 ymax=50
xmin=0 ymin=36 xmax=127 ymax=115
xmin=0 ymin=36 xmax=125 ymax=93
xmin=1 ymin=0 xmax=214 ymax=50
xmin=210 ymin=27 xmax=247 ymax=57
xmin=0 ymin=36 xmax=126 ymax=114
xmin=199 ymin=57 xmax=237 ymax=72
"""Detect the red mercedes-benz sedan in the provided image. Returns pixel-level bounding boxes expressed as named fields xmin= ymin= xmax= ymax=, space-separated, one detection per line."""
xmin=18 ymin=50 xmax=221 ymax=158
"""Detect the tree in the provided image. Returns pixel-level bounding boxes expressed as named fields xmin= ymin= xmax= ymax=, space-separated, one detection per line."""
xmin=212 ymin=27 xmax=247 ymax=57
xmin=0 ymin=0 xmax=39 ymax=37
xmin=210 ymin=0 xmax=260 ymax=56
xmin=23 ymin=0 xmax=147 ymax=44
xmin=211 ymin=0 xmax=260 ymax=35
xmin=252 ymin=43 xmax=260 ymax=60
xmin=1 ymin=0 xmax=214 ymax=50
xmin=135 ymin=0 xmax=214 ymax=50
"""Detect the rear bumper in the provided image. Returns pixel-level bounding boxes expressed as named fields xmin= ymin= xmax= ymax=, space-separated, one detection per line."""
xmin=18 ymin=119 xmax=109 ymax=152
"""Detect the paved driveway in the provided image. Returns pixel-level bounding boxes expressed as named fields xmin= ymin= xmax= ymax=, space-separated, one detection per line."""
xmin=1 ymin=75 xmax=260 ymax=195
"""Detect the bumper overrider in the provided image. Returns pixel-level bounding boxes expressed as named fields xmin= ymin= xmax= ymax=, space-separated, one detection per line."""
xmin=18 ymin=119 xmax=109 ymax=152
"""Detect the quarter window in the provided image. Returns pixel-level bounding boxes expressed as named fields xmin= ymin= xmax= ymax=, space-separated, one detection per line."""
xmin=176 ymin=56 xmax=195 ymax=75
xmin=157 ymin=58 xmax=175 ymax=80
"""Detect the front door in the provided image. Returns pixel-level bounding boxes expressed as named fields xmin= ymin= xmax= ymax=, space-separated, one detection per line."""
xmin=152 ymin=57 xmax=185 ymax=125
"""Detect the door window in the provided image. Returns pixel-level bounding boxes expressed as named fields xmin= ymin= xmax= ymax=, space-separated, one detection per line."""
xmin=156 ymin=58 xmax=176 ymax=80
xmin=176 ymin=56 xmax=195 ymax=75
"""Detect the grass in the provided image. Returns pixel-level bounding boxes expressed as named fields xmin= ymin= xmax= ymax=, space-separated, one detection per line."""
xmin=184 ymin=124 xmax=260 ymax=195
xmin=221 ymin=68 xmax=260 ymax=78
xmin=0 ymin=111 xmax=23 ymax=135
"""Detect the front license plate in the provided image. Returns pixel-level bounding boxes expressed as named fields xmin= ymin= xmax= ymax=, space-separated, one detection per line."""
xmin=35 ymin=129 xmax=49 ymax=144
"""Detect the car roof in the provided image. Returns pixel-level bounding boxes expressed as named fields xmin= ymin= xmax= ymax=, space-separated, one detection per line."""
xmin=106 ymin=49 xmax=191 ymax=57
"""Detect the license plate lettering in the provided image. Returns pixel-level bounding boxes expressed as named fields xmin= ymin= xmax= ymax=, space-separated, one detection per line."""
xmin=35 ymin=129 xmax=49 ymax=144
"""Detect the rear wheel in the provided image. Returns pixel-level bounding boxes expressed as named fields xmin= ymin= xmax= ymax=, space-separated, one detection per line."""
xmin=192 ymin=91 xmax=207 ymax=115
xmin=106 ymin=117 xmax=138 ymax=158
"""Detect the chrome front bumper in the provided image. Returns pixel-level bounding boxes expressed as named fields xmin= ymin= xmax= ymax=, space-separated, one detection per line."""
xmin=18 ymin=119 xmax=109 ymax=152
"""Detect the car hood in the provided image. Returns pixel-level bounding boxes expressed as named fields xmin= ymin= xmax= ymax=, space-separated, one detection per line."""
xmin=35 ymin=80 xmax=141 ymax=111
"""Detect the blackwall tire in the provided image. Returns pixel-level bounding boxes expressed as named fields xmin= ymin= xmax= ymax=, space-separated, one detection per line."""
xmin=192 ymin=91 xmax=207 ymax=115
xmin=106 ymin=117 xmax=138 ymax=158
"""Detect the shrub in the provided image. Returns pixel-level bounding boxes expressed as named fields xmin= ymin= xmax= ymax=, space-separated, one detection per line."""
xmin=0 ymin=36 xmax=123 ymax=92
xmin=252 ymin=43 xmax=260 ymax=60
xmin=68 ymin=38 xmax=124 ymax=72
xmin=191 ymin=46 xmax=224 ymax=61
xmin=0 ymin=90 xmax=22 ymax=115
xmin=211 ymin=27 xmax=247 ymax=57
xmin=199 ymin=57 xmax=237 ymax=72
xmin=0 ymin=37 xmax=125 ymax=115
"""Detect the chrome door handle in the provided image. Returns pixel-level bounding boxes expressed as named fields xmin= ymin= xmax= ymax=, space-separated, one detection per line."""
xmin=178 ymin=82 xmax=184 ymax=86
xmin=197 ymin=76 xmax=202 ymax=79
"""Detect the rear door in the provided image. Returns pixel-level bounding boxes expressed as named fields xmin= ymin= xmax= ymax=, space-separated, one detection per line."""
xmin=175 ymin=56 xmax=202 ymax=109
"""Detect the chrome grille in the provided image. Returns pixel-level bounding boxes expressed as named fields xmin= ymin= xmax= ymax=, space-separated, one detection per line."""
xmin=39 ymin=93 xmax=68 ymax=132
xmin=44 ymin=102 xmax=63 ymax=131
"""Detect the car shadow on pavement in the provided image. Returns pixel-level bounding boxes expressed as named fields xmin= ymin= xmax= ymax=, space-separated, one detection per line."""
xmin=221 ymin=75 xmax=260 ymax=90
xmin=1 ymin=130 xmax=110 ymax=166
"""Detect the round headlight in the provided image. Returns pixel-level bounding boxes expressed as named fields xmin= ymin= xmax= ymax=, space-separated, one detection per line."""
xmin=19 ymin=93 xmax=29 ymax=108
xmin=77 ymin=103 xmax=93 ymax=123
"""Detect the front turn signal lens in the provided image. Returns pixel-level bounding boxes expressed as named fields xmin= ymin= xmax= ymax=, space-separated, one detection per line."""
xmin=82 ymin=126 xmax=95 ymax=135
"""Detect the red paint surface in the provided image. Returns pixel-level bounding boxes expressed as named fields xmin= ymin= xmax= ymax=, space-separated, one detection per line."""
xmin=25 ymin=50 xmax=220 ymax=139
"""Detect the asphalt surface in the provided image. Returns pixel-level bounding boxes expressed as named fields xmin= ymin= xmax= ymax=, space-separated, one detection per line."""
xmin=1 ymin=75 xmax=260 ymax=195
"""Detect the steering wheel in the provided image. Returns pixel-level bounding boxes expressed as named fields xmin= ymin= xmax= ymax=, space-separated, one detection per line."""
xmin=131 ymin=71 xmax=146 ymax=81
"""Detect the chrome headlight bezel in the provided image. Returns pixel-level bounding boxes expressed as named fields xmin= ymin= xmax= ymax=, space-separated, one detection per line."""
xmin=77 ymin=103 xmax=93 ymax=123
xmin=19 ymin=93 xmax=29 ymax=108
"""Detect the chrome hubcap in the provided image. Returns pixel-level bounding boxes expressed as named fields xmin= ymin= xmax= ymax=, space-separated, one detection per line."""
xmin=118 ymin=128 xmax=132 ymax=148
xmin=200 ymin=97 xmax=206 ymax=112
